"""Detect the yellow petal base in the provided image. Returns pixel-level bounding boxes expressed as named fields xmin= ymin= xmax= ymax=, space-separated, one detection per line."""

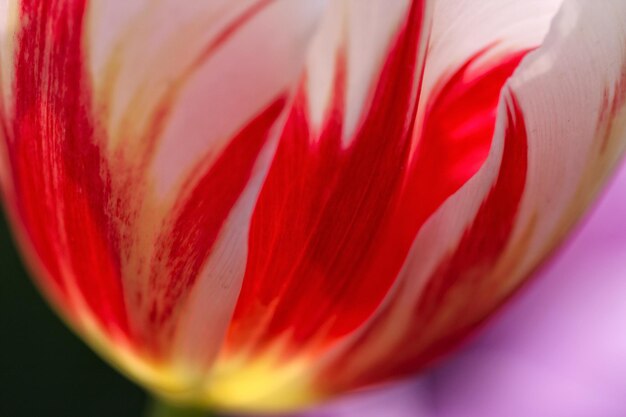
xmin=78 ymin=314 xmax=320 ymax=413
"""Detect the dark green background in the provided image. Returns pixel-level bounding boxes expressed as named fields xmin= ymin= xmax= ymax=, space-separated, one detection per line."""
xmin=0 ymin=210 xmax=146 ymax=417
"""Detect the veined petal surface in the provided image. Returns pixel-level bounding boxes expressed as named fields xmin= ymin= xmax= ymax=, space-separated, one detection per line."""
xmin=0 ymin=0 xmax=325 ymax=401
xmin=1 ymin=0 xmax=626 ymax=413
xmin=318 ymin=0 xmax=626 ymax=395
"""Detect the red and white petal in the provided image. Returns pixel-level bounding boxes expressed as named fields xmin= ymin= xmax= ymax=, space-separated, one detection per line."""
xmin=0 ymin=0 xmax=326 ymax=397
xmin=321 ymin=0 xmax=626 ymax=393
xmin=88 ymin=0 xmax=327 ymax=366
xmin=85 ymin=1 xmax=324 ymax=164
xmin=225 ymin=0 xmax=431 ymax=359
xmin=420 ymin=0 xmax=564 ymax=103
xmin=304 ymin=0 xmax=422 ymax=140
xmin=411 ymin=0 xmax=565 ymax=170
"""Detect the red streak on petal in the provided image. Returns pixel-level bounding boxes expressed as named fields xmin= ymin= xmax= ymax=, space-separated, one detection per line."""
xmin=207 ymin=0 xmax=277 ymax=55
xmin=334 ymin=91 xmax=529 ymax=390
xmin=228 ymin=5 xmax=531 ymax=360
xmin=8 ymin=1 xmax=130 ymax=337
xmin=412 ymin=49 xmax=529 ymax=202
xmin=413 ymin=92 xmax=528 ymax=356
xmin=144 ymin=98 xmax=286 ymax=349
xmin=136 ymin=0 xmax=279 ymax=170
xmin=228 ymin=1 xmax=427 ymax=353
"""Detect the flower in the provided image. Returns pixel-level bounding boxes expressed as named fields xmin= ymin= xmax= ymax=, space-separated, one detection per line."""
xmin=298 ymin=153 xmax=626 ymax=417
xmin=0 ymin=0 xmax=625 ymax=413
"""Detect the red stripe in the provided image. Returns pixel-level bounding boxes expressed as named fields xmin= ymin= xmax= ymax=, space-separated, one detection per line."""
xmin=143 ymin=97 xmax=286 ymax=353
xmin=332 ymin=90 xmax=529 ymax=391
xmin=407 ymin=49 xmax=529 ymax=209
xmin=6 ymin=0 xmax=294 ymax=358
xmin=227 ymin=1 xmax=428 ymax=353
xmin=9 ymin=0 xmax=130 ymax=336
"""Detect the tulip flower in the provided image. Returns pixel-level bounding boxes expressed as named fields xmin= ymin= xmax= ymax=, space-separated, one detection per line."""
xmin=1 ymin=0 xmax=625 ymax=415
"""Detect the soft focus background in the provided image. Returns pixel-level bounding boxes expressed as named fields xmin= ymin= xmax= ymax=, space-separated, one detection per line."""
xmin=2 ymin=161 xmax=626 ymax=417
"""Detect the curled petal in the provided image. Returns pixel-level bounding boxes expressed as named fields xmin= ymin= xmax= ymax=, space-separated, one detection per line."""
xmin=322 ymin=0 xmax=626 ymax=394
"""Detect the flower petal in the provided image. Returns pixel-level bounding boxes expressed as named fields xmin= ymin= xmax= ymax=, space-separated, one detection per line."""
xmin=0 ymin=0 xmax=325 ymax=396
xmin=321 ymin=0 xmax=626 ymax=393
xmin=420 ymin=0 xmax=564 ymax=103
xmin=103 ymin=0 xmax=326 ymax=368
xmin=303 ymin=0 xmax=424 ymax=141
xmin=226 ymin=0 xmax=430 ymax=356
xmin=84 ymin=0 xmax=324 ymax=198
xmin=200 ymin=1 xmax=436 ymax=410
xmin=0 ymin=0 xmax=18 ymax=196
